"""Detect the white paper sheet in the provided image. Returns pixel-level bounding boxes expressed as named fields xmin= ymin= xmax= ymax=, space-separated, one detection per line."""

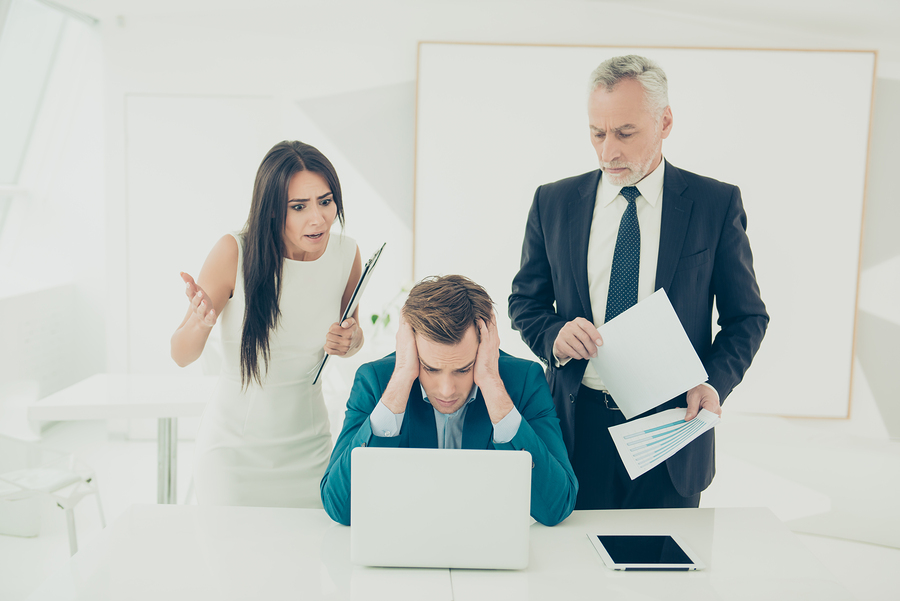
xmin=609 ymin=408 xmax=721 ymax=480
xmin=588 ymin=289 xmax=708 ymax=419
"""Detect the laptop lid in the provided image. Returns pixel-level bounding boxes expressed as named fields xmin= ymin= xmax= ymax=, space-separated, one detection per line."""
xmin=350 ymin=447 xmax=532 ymax=569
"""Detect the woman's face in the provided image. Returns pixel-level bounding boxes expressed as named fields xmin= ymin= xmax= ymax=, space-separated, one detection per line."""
xmin=283 ymin=170 xmax=337 ymax=261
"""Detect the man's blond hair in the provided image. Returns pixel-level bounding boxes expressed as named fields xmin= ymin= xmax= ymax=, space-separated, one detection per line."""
xmin=402 ymin=275 xmax=494 ymax=344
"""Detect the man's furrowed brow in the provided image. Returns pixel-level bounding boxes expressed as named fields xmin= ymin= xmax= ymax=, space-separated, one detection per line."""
xmin=591 ymin=124 xmax=638 ymax=133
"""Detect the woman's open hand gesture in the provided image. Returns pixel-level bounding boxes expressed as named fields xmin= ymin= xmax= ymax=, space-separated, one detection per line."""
xmin=181 ymin=271 xmax=217 ymax=328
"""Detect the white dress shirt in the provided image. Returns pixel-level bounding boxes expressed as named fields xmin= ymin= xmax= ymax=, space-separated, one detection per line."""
xmin=556 ymin=161 xmax=665 ymax=390
xmin=553 ymin=160 xmax=719 ymax=401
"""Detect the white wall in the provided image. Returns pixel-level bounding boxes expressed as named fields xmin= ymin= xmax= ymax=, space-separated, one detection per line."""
xmin=55 ymin=0 xmax=900 ymax=436
xmin=0 ymin=14 xmax=105 ymax=436
xmin=415 ymin=44 xmax=873 ymax=419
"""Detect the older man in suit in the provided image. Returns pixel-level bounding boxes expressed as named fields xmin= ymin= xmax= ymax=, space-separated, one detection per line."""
xmin=509 ymin=55 xmax=768 ymax=510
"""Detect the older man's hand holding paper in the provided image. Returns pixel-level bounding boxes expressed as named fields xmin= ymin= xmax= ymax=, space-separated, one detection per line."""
xmin=589 ymin=289 xmax=719 ymax=477
xmin=610 ymin=408 xmax=721 ymax=480
xmin=590 ymin=289 xmax=709 ymax=420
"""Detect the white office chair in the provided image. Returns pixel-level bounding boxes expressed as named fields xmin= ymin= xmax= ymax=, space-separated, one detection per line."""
xmin=0 ymin=433 xmax=105 ymax=555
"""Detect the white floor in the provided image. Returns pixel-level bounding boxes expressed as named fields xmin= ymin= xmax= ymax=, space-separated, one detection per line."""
xmin=1 ymin=411 xmax=898 ymax=601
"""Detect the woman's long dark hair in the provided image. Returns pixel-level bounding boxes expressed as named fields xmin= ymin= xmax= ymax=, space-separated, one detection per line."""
xmin=239 ymin=141 xmax=345 ymax=388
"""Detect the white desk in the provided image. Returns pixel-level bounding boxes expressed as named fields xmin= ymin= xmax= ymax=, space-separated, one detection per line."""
xmin=27 ymin=504 xmax=451 ymax=601
xmin=28 ymin=374 xmax=216 ymax=504
xmin=26 ymin=505 xmax=851 ymax=601
xmin=451 ymin=508 xmax=853 ymax=600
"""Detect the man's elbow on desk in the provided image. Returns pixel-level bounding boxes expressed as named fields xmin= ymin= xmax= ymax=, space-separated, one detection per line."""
xmin=521 ymin=448 xmax=577 ymax=526
xmin=320 ymin=478 xmax=351 ymax=526
xmin=532 ymin=481 xmax=578 ymax=527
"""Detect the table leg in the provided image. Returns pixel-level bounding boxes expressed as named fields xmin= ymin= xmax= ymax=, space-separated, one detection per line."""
xmin=157 ymin=418 xmax=178 ymax=504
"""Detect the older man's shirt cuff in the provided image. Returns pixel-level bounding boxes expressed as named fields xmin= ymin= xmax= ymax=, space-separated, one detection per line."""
xmin=492 ymin=406 xmax=522 ymax=444
xmin=553 ymin=351 xmax=572 ymax=369
xmin=370 ymin=400 xmax=405 ymax=437
xmin=700 ymin=382 xmax=720 ymax=402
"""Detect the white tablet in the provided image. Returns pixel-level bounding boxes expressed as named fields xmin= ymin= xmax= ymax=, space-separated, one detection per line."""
xmin=587 ymin=533 xmax=705 ymax=571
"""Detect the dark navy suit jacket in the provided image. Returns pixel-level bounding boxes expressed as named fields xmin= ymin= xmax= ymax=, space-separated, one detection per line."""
xmin=508 ymin=162 xmax=768 ymax=497
xmin=320 ymin=352 xmax=578 ymax=526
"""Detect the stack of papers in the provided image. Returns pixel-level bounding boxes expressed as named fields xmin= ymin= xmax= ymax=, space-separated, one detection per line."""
xmin=585 ymin=289 xmax=720 ymax=477
xmin=588 ymin=289 xmax=708 ymax=420
xmin=609 ymin=408 xmax=720 ymax=480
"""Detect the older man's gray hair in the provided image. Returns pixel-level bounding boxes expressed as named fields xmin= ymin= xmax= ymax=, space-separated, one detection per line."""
xmin=589 ymin=55 xmax=669 ymax=117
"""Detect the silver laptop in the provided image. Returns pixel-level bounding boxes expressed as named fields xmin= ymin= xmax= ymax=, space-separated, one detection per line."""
xmin=350 ymin=447 xmax=532 ymax=569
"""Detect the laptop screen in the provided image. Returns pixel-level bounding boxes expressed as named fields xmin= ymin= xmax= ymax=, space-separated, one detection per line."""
xmin=350 ymin=447 xmax=532 ymax=569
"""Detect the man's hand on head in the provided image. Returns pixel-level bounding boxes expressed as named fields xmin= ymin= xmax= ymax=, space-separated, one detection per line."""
xmin=393 ymin=317 xmax=419 ymax=381
xmin=474 ymin=317 xmax=501 ymax=388
xmin=381 ymin=317 xmax=419 ymax=415
xmin=475 ymin=316 xmax=513 ymax=424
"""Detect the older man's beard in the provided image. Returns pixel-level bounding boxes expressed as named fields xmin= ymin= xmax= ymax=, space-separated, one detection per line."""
xmin=600 ymin=124 xmax=663 ymax=186
xmin=600 ymin=161 xmax=647 ymax=186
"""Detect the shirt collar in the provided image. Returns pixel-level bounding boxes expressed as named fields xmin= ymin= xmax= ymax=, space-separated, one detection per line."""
xmin=420 ymin=383 xmax=479 ymax=416
xmin=598 ymin=157 xmax=666 ymax=209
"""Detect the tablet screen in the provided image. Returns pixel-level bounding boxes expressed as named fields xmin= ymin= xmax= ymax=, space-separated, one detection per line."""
xmin=595 ymin=535 xmax=693 ymax=565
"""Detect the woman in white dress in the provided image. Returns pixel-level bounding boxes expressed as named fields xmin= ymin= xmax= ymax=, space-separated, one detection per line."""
xmin=171 ymin=140 xmax=363 ymax=508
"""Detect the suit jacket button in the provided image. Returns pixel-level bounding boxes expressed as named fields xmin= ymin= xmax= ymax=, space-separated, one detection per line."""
xmin=569 ymin=394 xmax=575 ymax=403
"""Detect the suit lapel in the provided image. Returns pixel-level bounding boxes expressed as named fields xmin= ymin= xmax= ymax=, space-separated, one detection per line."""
xmin=407 ymin=383 xmax=439 ymax=449
xmin=569 ymin=170 xmax=601 ymax=321
xmin=461 ymin=392 xmax=492 ymax=449
xmin=656 ymin=162 xmax=692 ymax=292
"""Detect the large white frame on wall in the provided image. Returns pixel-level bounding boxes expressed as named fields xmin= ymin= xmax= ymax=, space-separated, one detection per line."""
xmin=414 ymin=43 xmax=875 ymax=419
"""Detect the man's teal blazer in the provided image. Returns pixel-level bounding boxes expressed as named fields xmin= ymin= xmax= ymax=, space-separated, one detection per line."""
xmin=320 ymin=352 xmax=578 ymax=526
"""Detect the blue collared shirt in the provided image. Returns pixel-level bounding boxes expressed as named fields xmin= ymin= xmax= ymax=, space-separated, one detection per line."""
xmin=369 ymin=383 xmax=522 ymax=447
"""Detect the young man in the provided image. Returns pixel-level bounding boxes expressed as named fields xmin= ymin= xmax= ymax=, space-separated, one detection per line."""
xmin=321 ymin=275 xmax=577 ymax=526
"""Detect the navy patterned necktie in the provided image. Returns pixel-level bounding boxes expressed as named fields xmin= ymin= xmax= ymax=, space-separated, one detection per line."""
xmin=605 ymin=186 xmax=641 ymax=322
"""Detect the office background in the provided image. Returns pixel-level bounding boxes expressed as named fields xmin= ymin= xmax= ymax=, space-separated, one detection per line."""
xmin=415 ymin=43 xmax=873 ymax=419
xmin=0 ymin=0 xmax=898 ymax=599
xmin=2 ymin=0 xmax=898 ymax=430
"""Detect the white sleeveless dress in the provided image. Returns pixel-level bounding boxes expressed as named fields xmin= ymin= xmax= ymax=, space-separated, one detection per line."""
xmin=193 ymin=231 xmax=357 ymax=508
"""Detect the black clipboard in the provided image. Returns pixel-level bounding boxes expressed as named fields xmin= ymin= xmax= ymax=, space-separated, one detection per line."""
xmin=311 ymin=242 xmax=386 ymax=385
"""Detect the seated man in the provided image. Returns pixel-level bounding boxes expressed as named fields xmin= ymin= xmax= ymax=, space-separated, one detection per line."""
xmin=321 ymin=274 xmax=577 ymax=527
